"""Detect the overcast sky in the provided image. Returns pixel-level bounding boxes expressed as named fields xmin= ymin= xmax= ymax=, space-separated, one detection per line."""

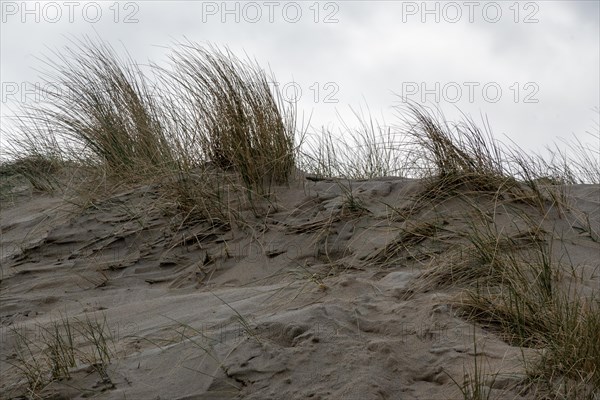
xmin=1 ymin=1 xmax=599 ymax=154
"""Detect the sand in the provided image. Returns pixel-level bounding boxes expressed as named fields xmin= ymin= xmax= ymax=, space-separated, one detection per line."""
xmin=1 ymin=174 xmax=598 ymax=399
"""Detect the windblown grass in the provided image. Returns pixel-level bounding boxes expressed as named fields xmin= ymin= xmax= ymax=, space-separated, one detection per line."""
xmin=441 ymin=207 xmax=600 ymax=398
xmin=8 ymin=313 xmax=115 ymax=396
xmin=0 ymin=155 xmax=62 ymax=194
xmin=461 ymin=262 xmax=600 ymax=398
xmin=164 ymin=41 xmax=296 ymax=193
xmin=367 ymin=122 xmax=599 ymax=396
xmin=11 ymin=37 xmax=176 ymax=180
xmin=4 ymin=37 xmax=298 ymax=226
xmin=299 ymin=108 xmax=408 ymax=179
xmin=399 ymin=104 xmax=541 ymax=212
xmin=544 ymin=109 xmax=600 ymax=185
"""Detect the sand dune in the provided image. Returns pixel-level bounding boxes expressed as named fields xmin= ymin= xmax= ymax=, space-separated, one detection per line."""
xmin=2 ymin=172 xmax=598 ymax=400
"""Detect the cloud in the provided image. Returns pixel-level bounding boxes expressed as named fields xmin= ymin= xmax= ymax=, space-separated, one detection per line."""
xmin=1 ymin=1 xmax=598 ymax=152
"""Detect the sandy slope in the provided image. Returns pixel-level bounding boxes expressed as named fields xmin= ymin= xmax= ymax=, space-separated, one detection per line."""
xmin=1 ymin=175 xmax=598 ymax=399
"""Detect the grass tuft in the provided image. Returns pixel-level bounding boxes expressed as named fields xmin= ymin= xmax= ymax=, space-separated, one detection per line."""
xmin=165 ymin=41 xmax=296 ymax=194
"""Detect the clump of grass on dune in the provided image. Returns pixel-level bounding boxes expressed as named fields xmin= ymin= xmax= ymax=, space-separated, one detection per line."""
xmin=459 ymin=253 xmax=600 ymax=398
xmin=163 ymin=167 xmax=239 ymax=228
xmin=299 ymin=108 xmax=409 ymax=179
xmin=383 ymin=105 xmax=510 ymax=221
xmin=414 ymin=202 xmax=600 ymax=398
xmin=153 ymin=42 xmax=298 ymax=223
xmin=416 ymin=219 xmax=543 ymax=293
xmin=9 ymin=313 xmax=115 ymax=397
xmin=393 ymin=196 xmax=599 ymax=397
xmin=2 ymin=111 xmax=69 ymax=195
xmin=385 ymin=103 xmax=592 ymax=226
xmin=552 ymin=133 xmax=599 ymax=185
xmin=402 ymin=104 xmax=509 ymax=184
xmin=369 ymin=105 xmax=599 ymax=397
xmin=545 ymin=109 xmax=599 ymax=185
xmin=5 ymin=37 xmax=299 ymax=225
xmin=11 ymin=36 xmax=177 ymax=181
xmin=164 ymin=41 xmax=297 ymax=195
xmin=0 ymin=155 xmax=62 ymax=194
